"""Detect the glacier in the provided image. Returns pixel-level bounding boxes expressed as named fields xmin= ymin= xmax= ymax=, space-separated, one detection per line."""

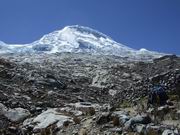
xmin=0 ymin=25 xmax=165 ymax=60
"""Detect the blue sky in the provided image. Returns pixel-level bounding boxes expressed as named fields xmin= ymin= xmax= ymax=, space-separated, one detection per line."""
xmin=0 ymin=0 xmax=179 ymax=54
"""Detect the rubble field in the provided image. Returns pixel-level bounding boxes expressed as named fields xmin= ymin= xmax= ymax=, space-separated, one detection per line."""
xmin=0 ymin=53 xmax=180 ymax=135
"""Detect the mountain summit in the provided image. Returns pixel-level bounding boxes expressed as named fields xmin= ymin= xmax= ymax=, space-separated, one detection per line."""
xmin=0 ymin=25 xmax=164 ymax=60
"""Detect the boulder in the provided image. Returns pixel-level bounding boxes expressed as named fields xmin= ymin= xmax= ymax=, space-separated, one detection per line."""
xmin=135 ymin=124 xmax=146 ymax=134
xmin=162 ymin=129 xmax=177 ymax=135
xmin=59 ymin=107 xmax=83 ymax=116
xmin=145 ymin=124 xmax=165 ymax=135
xmin=69 ymin=102 xmax=98 ymax=115
xmin=124 ymin=114 xmax=151 ymax=130
xmin=79 ymin=127 xmax=88 ymax=135
xmin=108 ymin=89 xmax=117 ymax=96
xmin=0 ymin=103 xmax=7 ymax=115
xmin=121 ymin=72 xmax=131 ymax=79
xmin=112 ymin=111 xmax=130 ymax=126
xmin=109 ymin=127 xmax=122 ymax=134
xmin=4 ymin=108 xmax=30 ymax=122
xmin=25 ymin=108 xmax=73 ymax=132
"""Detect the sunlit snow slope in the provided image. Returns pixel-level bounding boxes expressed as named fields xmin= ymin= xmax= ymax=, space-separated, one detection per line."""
xmin=0 ymin=25 xmax=165 ymax=60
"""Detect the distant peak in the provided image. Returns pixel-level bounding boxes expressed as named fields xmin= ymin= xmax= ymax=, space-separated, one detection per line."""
xmin=0 ymin=41 xmax=6 ymax=45
xmin=139 ymin=48 xmax=149 ymax=52
xmin=0 ymin=25 xmax=165 ymax=60
xmin=37 ymin=25 xmax=114 ymax=47
xmin=62 ymin=25 xmax=111 ymax=39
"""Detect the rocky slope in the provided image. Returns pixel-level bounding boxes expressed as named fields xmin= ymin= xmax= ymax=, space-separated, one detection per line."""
xmin=0 ymin=53 xmax=179 ymax=135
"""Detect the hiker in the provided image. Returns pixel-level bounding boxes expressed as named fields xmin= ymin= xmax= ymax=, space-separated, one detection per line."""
xmin=147 ymin=84 xmax=169 ymax=107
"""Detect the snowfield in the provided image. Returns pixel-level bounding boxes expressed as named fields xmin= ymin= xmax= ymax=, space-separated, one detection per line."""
xmin=0 ymin=25 xmax=165 ymax=61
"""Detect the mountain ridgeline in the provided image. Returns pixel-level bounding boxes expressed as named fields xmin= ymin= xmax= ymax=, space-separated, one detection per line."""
xmin=0 ymin=25 xmax=165 ymax=61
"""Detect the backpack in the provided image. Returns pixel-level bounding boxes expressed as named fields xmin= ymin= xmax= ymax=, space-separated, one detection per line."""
xmin=148 ymin=85 xmax=168 ymax=106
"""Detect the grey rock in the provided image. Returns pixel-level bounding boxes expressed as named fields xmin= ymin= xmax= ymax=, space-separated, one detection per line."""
xmin=124 ymin=114 xmax=151 ymax=130
xmin=109 ymin=127 xmax=123 ymax=134
xmin=112 ymin=111 xmax=130 ymax=126
xmin=146 ymin=125 xmax=163 ymax=135
xmin=69 ymin=102 xmax=97 ymax=115
xmin=162 ymin=129 xmax=177 ymax=135
xmin=60 ymin=107 xmax=83 ymax=116
xmin=121 ymin=72 xmax=131 ymax=79
xmin=25 ymin=108 xmax=73 ymax=132
xmin=135 ymin=124 xmax=146 ymax=134
xmin=5 ymin=108 xmax=31 ymax=122
xmin=0 ymin=103 xmax=7 ymax=115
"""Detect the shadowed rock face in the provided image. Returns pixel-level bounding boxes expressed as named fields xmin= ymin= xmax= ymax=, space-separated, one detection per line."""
xmin=0 ymin=53 xmax=179 ymax=134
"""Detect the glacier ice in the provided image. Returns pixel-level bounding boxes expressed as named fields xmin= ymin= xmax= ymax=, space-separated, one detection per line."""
xmin=0 ymin=25 xmax=165 ymax=60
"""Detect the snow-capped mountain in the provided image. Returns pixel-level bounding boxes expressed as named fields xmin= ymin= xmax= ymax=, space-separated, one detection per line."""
xmin=0 ymin=25 xmax=165 ymax=60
